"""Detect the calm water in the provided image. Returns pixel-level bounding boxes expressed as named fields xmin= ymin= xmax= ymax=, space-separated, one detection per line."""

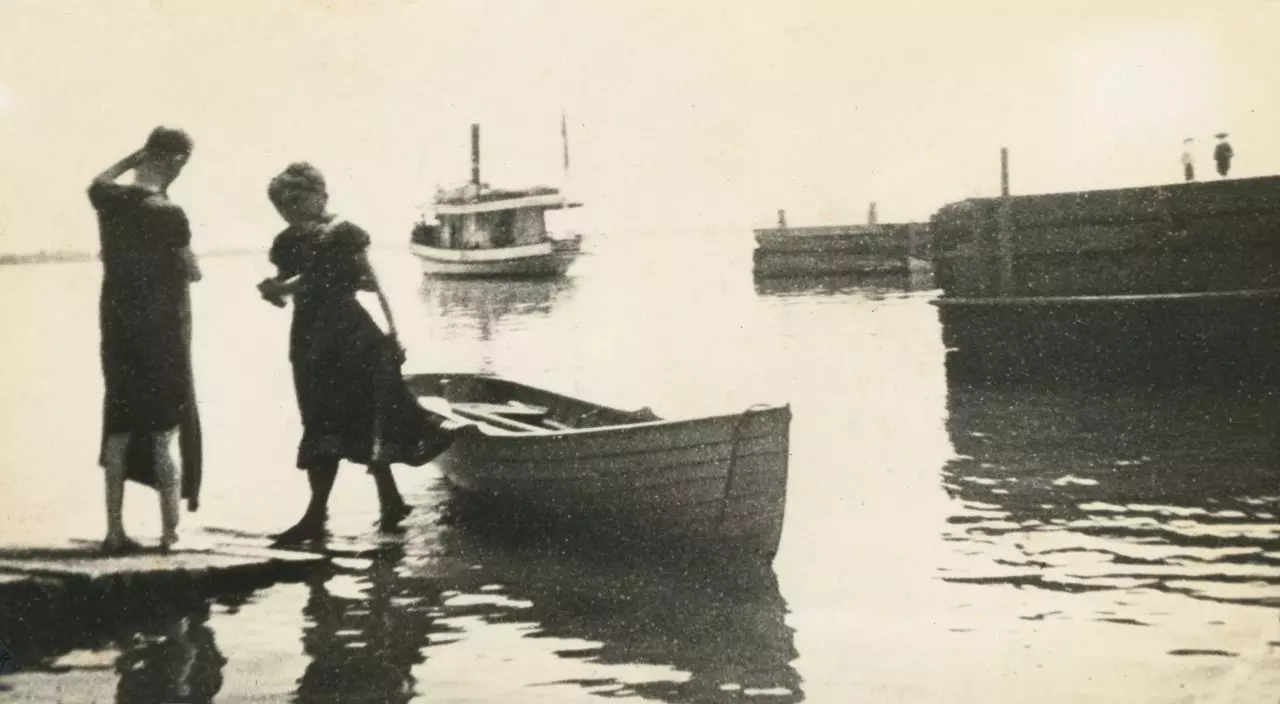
xmin=2 ymin=230 xmax=1279 ymax=702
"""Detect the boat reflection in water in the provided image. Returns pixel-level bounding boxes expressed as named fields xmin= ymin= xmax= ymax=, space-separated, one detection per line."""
xmin=427 ymin=516 xmax=804 ymax=703
xmin=420 ymin=276 xmax=575 ymax=341
xmin=940 ymin=376 xmax=1280 ymax=607
xmin=754 ymin=270 xmax=936 ymax=299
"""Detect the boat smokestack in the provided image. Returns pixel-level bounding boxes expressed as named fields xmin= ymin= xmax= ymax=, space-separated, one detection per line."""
xmin=471 ymin=124 xmax=481 ymax=186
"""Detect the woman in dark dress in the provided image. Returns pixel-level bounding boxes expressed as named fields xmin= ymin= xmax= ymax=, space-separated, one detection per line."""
xmin=89 ymin=127 xmax=203 ymax=554
xmin=258 ymin=163 xmax=459 ymax=544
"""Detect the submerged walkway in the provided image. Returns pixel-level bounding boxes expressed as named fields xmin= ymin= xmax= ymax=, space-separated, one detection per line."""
xmin=0 ymin=532 xmax=331 ymax=679
xmin=0 ymin=535 xmax=326 ymax=594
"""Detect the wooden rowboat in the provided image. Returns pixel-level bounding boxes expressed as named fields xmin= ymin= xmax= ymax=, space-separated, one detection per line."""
xmin=405 ymin=373 xmax=792 ymax=562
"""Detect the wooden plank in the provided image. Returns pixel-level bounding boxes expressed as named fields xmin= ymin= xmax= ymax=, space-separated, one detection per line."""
xmin=453 ymin=401 xmax=549 ymax=417
xmin=754 ymin=224 xmax=884 ymax=239
xmin=406 ymin=373 xmax=636 ymax=421
xmin=0 ymin=546 xmax=325 ymax=582
xmin=451 ymin=407 xmax=551 ymax=433
xmin=756 ymin=235 xmax=905 ymax=254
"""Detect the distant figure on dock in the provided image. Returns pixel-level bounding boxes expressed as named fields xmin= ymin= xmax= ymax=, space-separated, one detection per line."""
xmin=88 ymin=127 xmax=203 ymax=554
xmin=258 ymin=163 xmax=463 ymax=545
xmin=1181 ymin=138 xmax=1196 ymax=182
xmin=1214 ymin=133 xmax=1234 ymax=177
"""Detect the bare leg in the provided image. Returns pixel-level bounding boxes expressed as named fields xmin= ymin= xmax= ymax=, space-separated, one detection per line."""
xmin=272 ymin=460 xmax=338 ymax=544
xmin=370 ymin=463 xmax=410 ymax=529
xmin=101 ymin=432 xmax=141 ymax=553
xmin=155 ymin=426 xmax=182 ymax=551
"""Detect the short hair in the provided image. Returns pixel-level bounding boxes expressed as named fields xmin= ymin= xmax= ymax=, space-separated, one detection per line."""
xmin=268 ymin=162 xmax=327 ymax=204
xmin=144 ymin=126 xmax=194 ymax=159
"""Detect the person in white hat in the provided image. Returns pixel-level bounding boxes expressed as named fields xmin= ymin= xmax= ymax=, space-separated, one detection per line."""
xmin=1181 ymin=138 xmax=1196 ymax=182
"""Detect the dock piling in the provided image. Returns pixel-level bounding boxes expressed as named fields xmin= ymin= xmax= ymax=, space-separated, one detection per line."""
xmin=1000 ymin=147 xmax=1010 ymax=197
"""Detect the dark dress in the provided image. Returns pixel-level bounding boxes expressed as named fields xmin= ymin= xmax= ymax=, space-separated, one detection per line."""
xmin=88 ymin=181 xmax=203 ymax=510
xmin=1215 ymin=142 xmax=1234 ymax=176
xmin=269 ymin=217 xmax=453 ymax=470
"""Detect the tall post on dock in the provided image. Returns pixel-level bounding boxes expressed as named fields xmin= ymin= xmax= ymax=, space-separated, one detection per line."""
xmin=777 ymin=209 xmax=788 ymax=229
xmin=868 ymin=201 xmax=878 ymax=226
xmin=1000 ymin=146 xmax=1010 ymax=197
xmin=996 ymin=146 xmax=1014 ymax=294
xmin=471 ymin=124 xmax=481 ymax=187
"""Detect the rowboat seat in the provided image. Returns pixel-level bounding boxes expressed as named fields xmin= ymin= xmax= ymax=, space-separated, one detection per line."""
xmin=453 ymin=402 xmax=549 ymax=418
xmin=448 ymin=404 xmax=554 ymax=433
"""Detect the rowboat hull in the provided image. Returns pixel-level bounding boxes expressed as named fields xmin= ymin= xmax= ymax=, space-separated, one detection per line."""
xmin=406 ymin=373 xmax=791 ymax=562
xmin=410 ymin=241 xmax=580 ymax=278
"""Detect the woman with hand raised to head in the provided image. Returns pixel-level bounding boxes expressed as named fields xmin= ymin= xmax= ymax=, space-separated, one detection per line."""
xmin=89 ymin=126 xmax=203 ymax=554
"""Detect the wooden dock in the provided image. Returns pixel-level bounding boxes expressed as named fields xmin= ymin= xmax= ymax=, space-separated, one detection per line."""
xmin=929 ymin=173 xmax=1280 ymax=384
xmin=752 ymin=221 xmax=933 ymax=279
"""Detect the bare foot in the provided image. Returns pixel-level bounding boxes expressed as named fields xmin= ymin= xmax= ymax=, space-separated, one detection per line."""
xmin=271 ymin=518 xmax=326 ymax=546
xmin=102 ymin=535 xmax=144 ymax=555
xmin=379 ymin=504 xmax=412 ymax=532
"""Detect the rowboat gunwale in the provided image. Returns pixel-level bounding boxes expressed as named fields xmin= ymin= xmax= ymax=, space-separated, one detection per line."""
xmin=406 ymin=372 xmax=790 ymax=441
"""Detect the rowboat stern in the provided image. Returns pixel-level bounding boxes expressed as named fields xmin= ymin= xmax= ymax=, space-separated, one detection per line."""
xmin=726 ymin=403 xmax=791 ymax=560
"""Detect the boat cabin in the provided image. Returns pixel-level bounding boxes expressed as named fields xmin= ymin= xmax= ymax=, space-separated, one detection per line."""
xmin=412 ymin=184 xmax=578 ymax=250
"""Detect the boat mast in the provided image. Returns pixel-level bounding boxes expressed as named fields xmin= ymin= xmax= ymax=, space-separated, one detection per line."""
xmin=560 ymin=110 xmax=572 ymax=197
xmin=471 ymin=123 xmax=481 ymax=188
xmin=561 ymin=111 xmax=570 ymax=177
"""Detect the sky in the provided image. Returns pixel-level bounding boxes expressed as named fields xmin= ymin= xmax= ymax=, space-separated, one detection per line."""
xmin=1 ymin=0 xmax=1278 ymax=253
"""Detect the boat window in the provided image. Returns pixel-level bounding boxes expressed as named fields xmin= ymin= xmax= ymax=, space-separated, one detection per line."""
xmin=488 ymin=211 xmax=516 ymax=248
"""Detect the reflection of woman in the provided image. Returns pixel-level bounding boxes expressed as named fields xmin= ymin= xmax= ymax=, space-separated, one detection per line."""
xmin=114 ymin=611 xmax=226 ymax=703
xmin=258 ymin=163 xmax=460 ymax=543
xmin=295 ymin=547 xmax=431 ymax=703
